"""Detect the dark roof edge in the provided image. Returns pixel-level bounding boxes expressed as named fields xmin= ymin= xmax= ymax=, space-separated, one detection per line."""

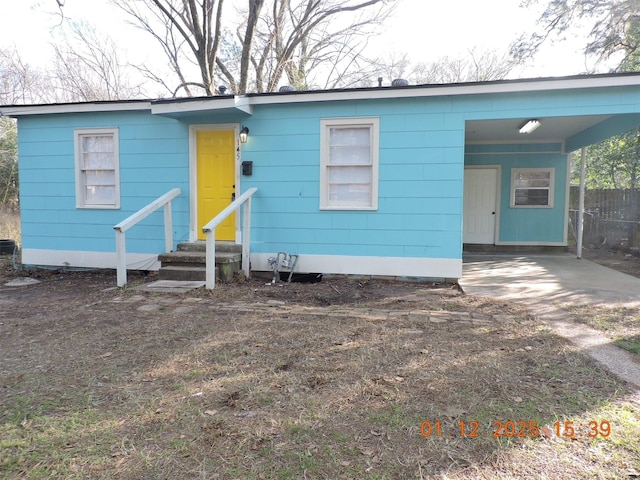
xmin=1 ymin=98 xmax=151 ymax=111
xmin=153 ymin=71 xmax=640 ymax=105
xmin=2 ymin=72 xmax=639 ymax=112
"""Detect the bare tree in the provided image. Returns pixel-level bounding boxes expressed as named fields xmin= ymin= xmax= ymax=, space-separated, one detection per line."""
xmin=238 ymin=0 xmax=265 ymax=93
xmin=0 ymin=116 xmax=18 ymax=211
xmin=372 ymin=48 xmax=518 ymax=86
xmin=111 ymin=0 xmax=237 ymax=96
xmin=0 ymin=48 xmax=44 ymax=211
xmin=110 ymin=0 xmax=394 ymax=95
xmin=50 ymin=22 xmax=146 ymax=102
xmin=0 ymin=25 xmax=143 ymax=210
xmin=241 ymin=0 xmax=394 ymax=91
xmin=513 ymin=0 xmax=640 ymax=71
xmin=0 ymin=48 xmax=49 ymax=104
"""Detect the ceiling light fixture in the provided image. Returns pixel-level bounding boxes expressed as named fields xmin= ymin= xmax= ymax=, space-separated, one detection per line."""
xmin=519 ymin=119 xmax=541 ymax=134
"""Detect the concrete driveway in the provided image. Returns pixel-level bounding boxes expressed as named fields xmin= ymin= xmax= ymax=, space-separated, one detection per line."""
xmin=460 ymin=253 xmax=640 ymax=307
xmin=460 ymin=253 xmax=640 ymax=389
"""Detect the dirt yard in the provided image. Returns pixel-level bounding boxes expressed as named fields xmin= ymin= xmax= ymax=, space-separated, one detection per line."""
xmin=1 ymin=255 xmax=639 ymax=479
xmin=578 ymin=245 xmax=640 ymax=279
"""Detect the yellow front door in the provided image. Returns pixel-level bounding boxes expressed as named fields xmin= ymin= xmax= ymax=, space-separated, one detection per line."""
xmin=196 ymin=130 xmax=236 ymax=241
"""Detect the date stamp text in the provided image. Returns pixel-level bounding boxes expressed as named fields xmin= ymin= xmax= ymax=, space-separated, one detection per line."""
xmin=420 ymin=420 xmax=611 ymax=440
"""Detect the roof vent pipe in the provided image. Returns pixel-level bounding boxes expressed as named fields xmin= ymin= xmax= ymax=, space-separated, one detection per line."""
xmin=377 ymin=77 xmax=383 ymax=87
xmin=279 ymin=85 xmax=296 ymax=92
xmin=391 ymin=78 xmax=409 ymax=87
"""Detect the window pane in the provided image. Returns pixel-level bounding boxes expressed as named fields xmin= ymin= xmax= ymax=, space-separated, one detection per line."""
xmin=328 ymin=183 xmax=371 ymax=204
xmin=514 ymin=171 xmax=550 ymax=188
xmin=82 ymin=135 xmax=113 ymax=153
xmin=330 ymin=127 xmax=370 ymax=147
xmin=329 ymin=145 xmax=371 ymax=165
xmin=85 ymin=185 xmax=116 ymax=203
xmin=515 ymin=178 xmax=550 ymax=188
xmin=85 ymin=170 xmax=116 ymax=186
xmin=329 ymin=127 xmax=371 ymax=165
xmin=83 ymin=152 xmax=114 ymax=170
xmin=328 ymin=165 xmax=372 ymax=205
xmin=515 ymin=171 xmax=550 ymax=180
xmin=515 ymin=188 xmax=549 ymax=206
xmin=328 ymin=165 xmax=371 ymax=184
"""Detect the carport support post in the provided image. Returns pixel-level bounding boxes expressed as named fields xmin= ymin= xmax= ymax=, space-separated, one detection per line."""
xmin=577 ymin=147 xmax=587 ymax=259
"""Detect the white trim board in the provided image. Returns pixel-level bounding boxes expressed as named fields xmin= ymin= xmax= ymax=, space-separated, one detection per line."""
xmin=22 ymin=249 xmax=161 ymax=271
xmin=21 ymin=249 xmax=461 ymax=279
xmin=250 ymin=253 xmax=462 ymax=279
xmin=4 ymin=74 xmax=640 ymax=117
xmin=494 ymin=241 xmax=568 ymax=246
xmin=2 ymin=101 xmax=150 ymax=116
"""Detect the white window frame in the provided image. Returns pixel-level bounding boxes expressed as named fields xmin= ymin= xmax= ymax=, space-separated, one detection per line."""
xmin=510 ymin=167 xmax=554 ymax=208
xmin=74 ymin=128 xmax=120 ymax=209
xmin=319 ymin=117 xmax=379 ymax=210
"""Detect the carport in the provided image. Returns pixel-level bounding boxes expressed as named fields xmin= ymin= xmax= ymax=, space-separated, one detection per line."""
xmin=460 ymin=253 xmax=640 ymax=307
xmin=462 ymin=74 xmax=640 ymax=254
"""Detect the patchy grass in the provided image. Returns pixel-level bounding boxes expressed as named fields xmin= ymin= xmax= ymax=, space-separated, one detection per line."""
xmin=615 ymin=335 xmax=640 ymax=356
xmin=0 ymin=263 xmax=639 ymax=479
xmin=569 ymin=304 xmax=640 ymax=358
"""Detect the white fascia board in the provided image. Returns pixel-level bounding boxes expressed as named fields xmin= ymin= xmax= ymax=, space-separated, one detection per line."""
xmin=151 ymin=98 xmax=233 ymax=115
xmin=246 ymin=75 xmax=640 ymax=106
xmin=150 ymin=95 xmax=253 ymax=115
xmin=3 ymin=74 xmax=639 ymax=117
xmin=1 ymin=101 xmax=151 ymax=117
xmin=234 ymin=96 xmax=253 ymax=114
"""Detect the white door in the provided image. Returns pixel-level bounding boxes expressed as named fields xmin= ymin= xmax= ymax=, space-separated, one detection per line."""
xmin=464 ymin=168 xmax=497 ymax=244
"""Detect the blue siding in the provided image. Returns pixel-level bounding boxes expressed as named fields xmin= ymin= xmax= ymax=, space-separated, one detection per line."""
xmin=18 ymin=111 xmax=191 ymax=254
xmin=14 ymin=79 xmax=640 ymax=271
xmin=240 ymin=100 xmax=465 ymax=260
xmin=465 ymin=143 xmax=568 ymax=244
xmin=567 ymin=114 xmax=640 ymax=151
xmin=459 ymin=87 xmax=640 ymax=121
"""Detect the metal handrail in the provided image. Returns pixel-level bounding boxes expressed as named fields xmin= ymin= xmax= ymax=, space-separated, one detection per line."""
xmin=114 ymin=188 xmax=181 ymax=287
xmin=202 ymin=187 xmax=257 ymax=289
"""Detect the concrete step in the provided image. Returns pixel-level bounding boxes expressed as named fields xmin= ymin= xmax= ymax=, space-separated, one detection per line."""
xmin=177 ymin=241 xmax=241 ymax=254
xmin=159 ymin=242 xmax=242 ymax=283
xmin=158 ymin=250 xmax=241 ymax=265
xmin=158 ymin=265 xmax=213 ymax=282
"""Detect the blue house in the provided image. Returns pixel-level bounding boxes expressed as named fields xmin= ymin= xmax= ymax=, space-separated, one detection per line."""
xmin=3 ymin=73 xmax=640 ymax=285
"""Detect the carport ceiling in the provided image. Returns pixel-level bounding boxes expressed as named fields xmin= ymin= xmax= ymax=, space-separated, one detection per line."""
xmin=465 ymin=115 xmax=612 ymax=144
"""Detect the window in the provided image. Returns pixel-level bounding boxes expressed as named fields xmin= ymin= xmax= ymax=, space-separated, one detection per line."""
xmin=75 ymin=128 xmax=120 ymax=208
xmin=511 ymin=168 xmax=554 ymax=207
xmin=320 ymin=117 xmax=379 ymax=210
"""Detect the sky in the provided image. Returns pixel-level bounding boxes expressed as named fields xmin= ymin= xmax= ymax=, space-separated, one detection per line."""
xmin=376 ymin=0 xmax=599 ymax=77
xmin=0 ymin=0 xmax=608 ymax=93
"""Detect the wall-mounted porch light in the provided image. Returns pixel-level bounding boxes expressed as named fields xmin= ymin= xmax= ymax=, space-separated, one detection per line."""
xmin=239 ymin=126 xmax=250 ymax=143
xmin=519 ymin=119 xmax=541 ymax=134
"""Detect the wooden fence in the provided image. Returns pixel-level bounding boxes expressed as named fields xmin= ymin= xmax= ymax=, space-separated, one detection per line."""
xmin=569 ymin=187 xmax=640 ymax=247
xmin=569 ymin=186 xmax=640 ymax=220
